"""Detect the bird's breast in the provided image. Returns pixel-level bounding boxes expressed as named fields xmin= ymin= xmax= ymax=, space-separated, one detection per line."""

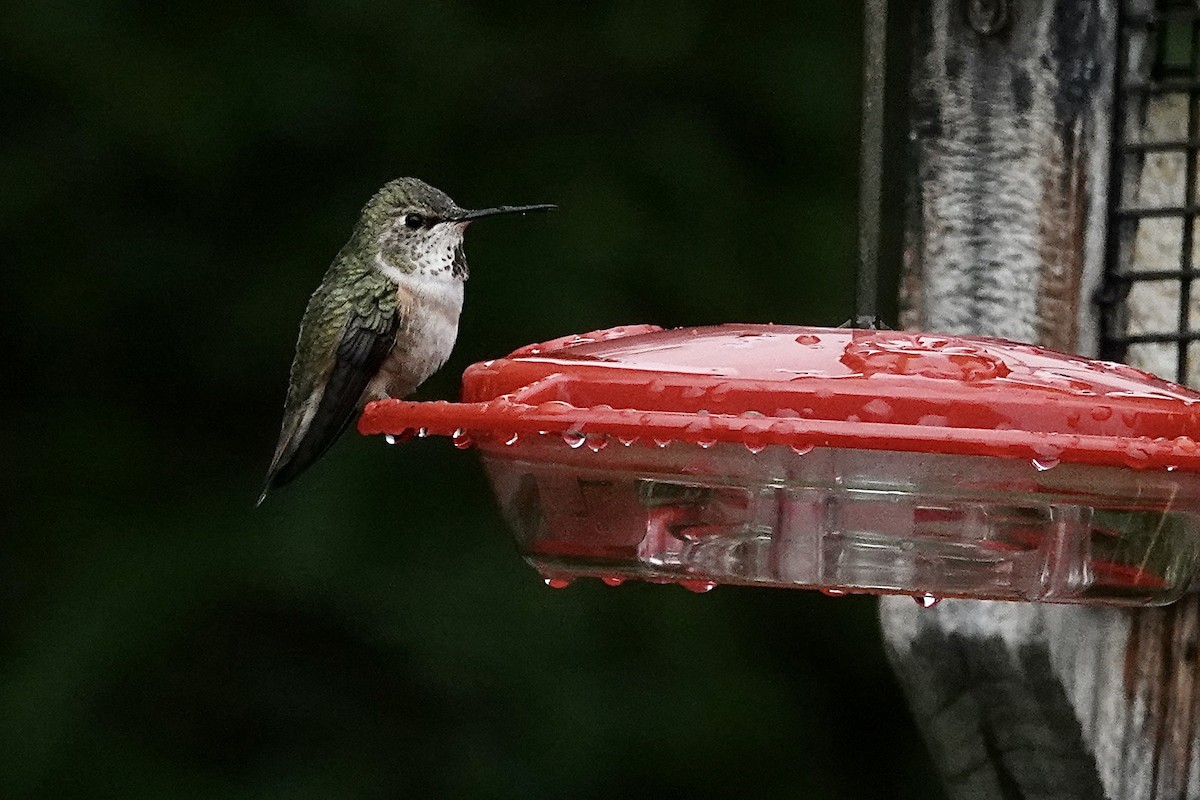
xmin=371 ymin=274 xmax=465 ymax=399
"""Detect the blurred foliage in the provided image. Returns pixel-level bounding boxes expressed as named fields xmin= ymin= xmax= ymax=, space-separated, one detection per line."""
xmin=2 ymin=1 xmax=941 ymax=798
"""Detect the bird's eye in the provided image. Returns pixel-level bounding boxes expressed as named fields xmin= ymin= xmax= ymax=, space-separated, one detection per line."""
xmin=402 ymin=213 xmax=426 ymax=229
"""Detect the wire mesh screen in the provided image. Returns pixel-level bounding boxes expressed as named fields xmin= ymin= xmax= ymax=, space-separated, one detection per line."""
xmin=1103 ymin=0 xmax=1200 ymax=386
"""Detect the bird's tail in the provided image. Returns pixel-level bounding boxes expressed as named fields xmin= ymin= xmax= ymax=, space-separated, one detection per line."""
xmin=255 ymin=411 xmax=358 ymax=506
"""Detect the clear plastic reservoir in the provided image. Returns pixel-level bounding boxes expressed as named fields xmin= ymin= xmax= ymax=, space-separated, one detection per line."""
xmin=481 ymin=441 xmax=1198 ymax=604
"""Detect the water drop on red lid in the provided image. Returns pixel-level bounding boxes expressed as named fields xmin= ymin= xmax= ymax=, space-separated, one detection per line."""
xmin=584 ymin=433 xmax=609 ymax=452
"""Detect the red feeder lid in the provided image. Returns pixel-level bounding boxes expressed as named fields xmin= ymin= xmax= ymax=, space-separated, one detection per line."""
xmin=360 ymin=324 xmax=1200 ymax=472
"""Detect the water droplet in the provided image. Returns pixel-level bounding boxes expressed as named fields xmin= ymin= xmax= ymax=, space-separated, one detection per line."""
xmin=696 ymin=439 xmax=717 ymax=449
xmin=795 ymin=333 xmax=821 ymax=345
xmin=744 ymin=442 xmax=767 ymax=454
xmin=535 ymin=401 xmax=576 ymax=415
xmin=862 ymin=398 xmax=893 ymax=419
xmin=504 ymin=432 xmax=520 ymax=446
xmin=384 ymin=434 xmax=397 ymax=445
xmin=452 ymin=429 xmax=472 ymax=449
xmin=769 ymin=421 xmax=792 ymax=436
xmin=680 ymin=579 xmax=716 ymax=593
xmin=416 ymin=427 xmax=429 ymax=438
xmin=915 ymin=593 xmax=940 ymax=608
xmin=820 ymin=587 xmax=847 ymax=597
xmin=1123 ymin=440 xmax=1155 ymax=468
xmin=562 ymin=430 xmax=586 ymax=449
xmin=790 ymin=443 xmax=814 ymax=456
xmin=653 ymin=438 xmax=672 ymax=448
xmin=584 ymin=433 xmax=608 ymax=452
xmin=618 ymin=435 xmax=638 ymax=447
xmin=601 ymin=576 xmax=625 ymax=587
xmin=543 ymin=577 xmax=572 ymax=589
xmin=1031 ymin=457 xmax=1059 ymax=471
xmin=1167 ymin=465 xmax=1179 ymax=472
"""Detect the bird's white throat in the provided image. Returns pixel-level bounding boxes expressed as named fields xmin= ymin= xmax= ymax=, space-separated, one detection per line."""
xmin=376 ymin=222 xmax=466 ymax=280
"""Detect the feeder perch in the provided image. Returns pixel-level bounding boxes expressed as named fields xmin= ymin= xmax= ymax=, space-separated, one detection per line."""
xmin=359 ymin=323 xmax=1200 ymax=605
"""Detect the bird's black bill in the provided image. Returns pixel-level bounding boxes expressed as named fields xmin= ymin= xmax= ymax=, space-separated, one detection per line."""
xmin=448 ymin=203 xmax=556 ymax=222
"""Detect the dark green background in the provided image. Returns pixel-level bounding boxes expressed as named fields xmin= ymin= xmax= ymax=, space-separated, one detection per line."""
xmin=4 ymin=2 xmax=942 ymax=797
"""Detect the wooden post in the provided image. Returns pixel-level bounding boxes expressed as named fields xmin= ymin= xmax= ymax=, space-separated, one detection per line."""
xmin=873 ymin=1 xmax=1200 ymax=798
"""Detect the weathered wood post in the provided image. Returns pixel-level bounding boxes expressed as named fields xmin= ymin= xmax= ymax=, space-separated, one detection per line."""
xmin=872 ymin=1 xmax=1200 ymax=798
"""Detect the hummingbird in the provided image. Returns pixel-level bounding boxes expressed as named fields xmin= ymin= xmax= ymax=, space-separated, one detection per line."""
xmin=258 ymin=177 xmax=554 ymax=504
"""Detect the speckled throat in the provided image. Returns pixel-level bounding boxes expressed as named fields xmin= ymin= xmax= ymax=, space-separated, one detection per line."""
xmin=377 ymin=224 xmax=470 ymax=281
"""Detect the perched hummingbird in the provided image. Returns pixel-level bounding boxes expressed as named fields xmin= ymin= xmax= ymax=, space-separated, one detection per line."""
xmin=258 ymin=177 xmax=554 ymax=504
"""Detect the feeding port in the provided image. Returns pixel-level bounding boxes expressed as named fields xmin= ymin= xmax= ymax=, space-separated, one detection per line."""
xmin=360 ymin=324 xmax=1200 ymax=605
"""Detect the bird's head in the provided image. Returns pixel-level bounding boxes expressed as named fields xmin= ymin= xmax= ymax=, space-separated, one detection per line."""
xmin=363 ymin=177 xmax=554 ymax=279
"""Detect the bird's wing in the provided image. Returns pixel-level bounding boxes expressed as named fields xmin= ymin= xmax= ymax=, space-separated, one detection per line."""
xmin=259 ymin=273 xmax=400 ymax=502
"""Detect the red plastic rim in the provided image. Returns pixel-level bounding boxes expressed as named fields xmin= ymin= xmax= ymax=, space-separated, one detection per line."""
xmin=358 ymin=324 xmax=1200 ymax=472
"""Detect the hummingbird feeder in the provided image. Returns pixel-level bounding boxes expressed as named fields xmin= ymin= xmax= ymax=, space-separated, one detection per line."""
xmin=360 ymin=322 xmax=1200 ymax=605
